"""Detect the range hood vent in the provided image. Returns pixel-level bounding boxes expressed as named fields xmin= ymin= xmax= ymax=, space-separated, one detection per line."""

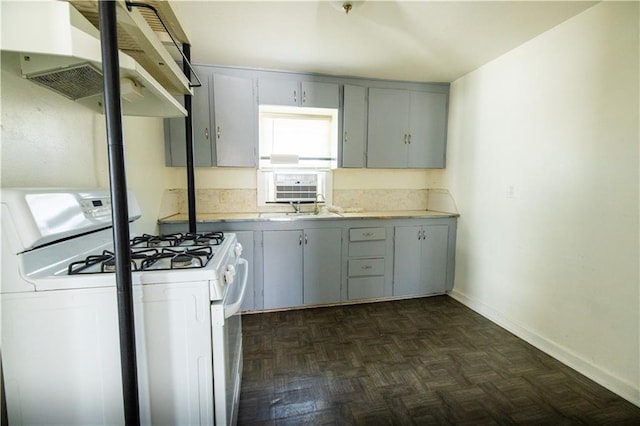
xmin=27 ymin=63 xmax=103 ymax=101
xmin=1 ymin=1 xmax=187 ymax=118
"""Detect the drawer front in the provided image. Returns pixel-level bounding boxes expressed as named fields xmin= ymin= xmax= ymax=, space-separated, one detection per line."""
xmin=348 ymin=258 xmax=384 ymax=277
xmin=349 ymin=227 xmax=385 ymax=242
xmin=348 ymin=276 xmax=384 ymax=300
xmin=349 ymin=240 xmax=385 ymax=257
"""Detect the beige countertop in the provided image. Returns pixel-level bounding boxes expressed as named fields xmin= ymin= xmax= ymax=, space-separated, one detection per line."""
xmin=159 ymin=210 xmax=458 ymax=224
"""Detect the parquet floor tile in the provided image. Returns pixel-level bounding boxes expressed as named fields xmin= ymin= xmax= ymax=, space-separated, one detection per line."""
xmin=238 ymin=296 xmax=640 ymax=425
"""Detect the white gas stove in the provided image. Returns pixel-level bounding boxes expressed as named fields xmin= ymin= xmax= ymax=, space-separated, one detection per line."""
xmin=1 ymin=188 xmax=246 ymax=425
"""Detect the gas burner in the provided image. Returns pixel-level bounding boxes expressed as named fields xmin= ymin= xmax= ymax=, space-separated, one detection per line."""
xmin=68 ymin=248 xmax=159 ymax=275
xmin=102 ymin=258 xmax=116 ymax=272
xmin=139 ymin=246 xmax=214 ymax=270
xmin=198 ymin=231 xmax=224 ymax=245
xmin=172 ymin=254 xmax=195 ymax=269
xmin=68 ymin=251 xmax=113 ymax=275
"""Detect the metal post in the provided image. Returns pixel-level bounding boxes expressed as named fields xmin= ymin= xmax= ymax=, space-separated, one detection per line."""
xmin=183 ymin=43 xmax=197 ymax=233
xmin=98 ymin=2 xmax=140 ymax=425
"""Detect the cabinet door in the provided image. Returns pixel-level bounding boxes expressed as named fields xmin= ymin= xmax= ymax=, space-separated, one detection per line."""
xmin=213 ymin=74 xmax=257 ymax=167
xmin=393 ymin=226 xmax=423 ymax=296
xmin=234 ymin=231 xmax=255 ymax=312
xmin=263 ymin=230 xmax=303 ymax=309
xmin=303 ymin=228 xmax=342 ymax=305
xmin=367 ymin=88 xmax=410 ymax=168
xmin=342 ymin=85 xmax=366 ymax=168
xmin=301 ymin=81 xmax=339 ymax=108
xmin=421 ymin=225 xmax=449 ymax=294
xmin=408 ymin=91 xmax=447 ymax=168
xmin=258 ymin=78 xmax=299 ymax=106
xmin=164 ymin=67 xmax=214 ymax=166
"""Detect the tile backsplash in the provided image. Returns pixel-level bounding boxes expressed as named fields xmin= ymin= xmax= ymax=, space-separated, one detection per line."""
xmin=158 ymin=187 xmax=459 ymax=217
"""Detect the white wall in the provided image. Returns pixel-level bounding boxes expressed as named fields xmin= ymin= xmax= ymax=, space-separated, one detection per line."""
xmin=445 ymin=2 xmax=639 ymax=405
xmin=94 ymin=116 xmax=169 ymax=234
xmin=1 ymin=52 xmax=168 ymax=234
xmin=1 ymin=52 xmax=100 ymax=187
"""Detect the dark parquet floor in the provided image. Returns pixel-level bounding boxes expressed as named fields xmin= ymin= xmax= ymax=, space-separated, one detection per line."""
xmin=238 ymin=296 xmax=640 ymax=425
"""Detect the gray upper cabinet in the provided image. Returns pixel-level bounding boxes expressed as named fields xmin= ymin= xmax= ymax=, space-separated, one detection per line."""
xmin=164 ymin=65 xmax=214 ymax=166
xmin=341 ymin=85 xmax=367 ymax=168
xmin=212 ymin=74 xmax=257 ymax=167
xmin=165 ymin=67 xmax=258 ymax=168
xmin=367 ymin=88 xmax=447 ymax=169
xmin=258 ymin=78 xmax=339 ymax=108
xmin=165 ymin=64 xmax=449 ymax=170
xmin=300 ymin=81 xmax=339 ymax=108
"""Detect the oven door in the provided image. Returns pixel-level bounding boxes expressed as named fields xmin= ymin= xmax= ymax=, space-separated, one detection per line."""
xmin=211 ymin=258 xmax=248 ymax=426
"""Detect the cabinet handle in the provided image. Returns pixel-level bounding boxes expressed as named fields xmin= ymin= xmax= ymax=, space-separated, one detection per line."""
xmin=408 ymin=133 xmax=412 ymax=144
xmin=293 ymin=90 xmax=297 ymax=103
xmin=205 ymin=127 xmax=209 ymax=139
xmin=217 ymin=126 xmax=221 ymax=139
xmin=361 ymin=265 xmax=373 ymax=270
xmin=303 ymin=91 xmax=306 ymax=103
xmin=363 ymin=232 xmax=373 ymax=237
xmin=417 ymin=230 xmax=422 ymax=240
xmin=305 ymin=234 xmax=308 ymax=245
xmin=344 ymin=131 xmax=348 ymax=143
xmin=404 ymin=134 xmax=408 ymax=144
xmin=299 ymin=234 xmax=303 ymax=246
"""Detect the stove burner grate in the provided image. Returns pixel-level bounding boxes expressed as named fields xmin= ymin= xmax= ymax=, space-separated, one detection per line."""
xmin=139 ymin=246 xmax=214 ymax=270
xmin=130 ymin=232 xmax=224 ymax=248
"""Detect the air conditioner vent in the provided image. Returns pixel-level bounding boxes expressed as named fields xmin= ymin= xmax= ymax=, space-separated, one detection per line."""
xmin=273 ymin=173 xmax=318 ymax=202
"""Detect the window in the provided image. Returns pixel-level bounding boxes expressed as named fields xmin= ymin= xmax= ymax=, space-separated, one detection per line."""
xmin=259 ymin=105 xmax=338 ymax=169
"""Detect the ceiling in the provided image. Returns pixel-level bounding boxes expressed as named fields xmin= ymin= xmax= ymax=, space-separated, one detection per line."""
xmin=172 ymin=1 xmax=597 ymax=83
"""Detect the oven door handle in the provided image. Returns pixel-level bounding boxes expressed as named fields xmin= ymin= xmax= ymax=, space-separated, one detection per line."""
xmin=223 ymin=258 xmax=248 ymax=319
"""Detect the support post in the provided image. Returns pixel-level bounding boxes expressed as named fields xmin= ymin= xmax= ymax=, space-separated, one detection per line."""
xmin=183 ymin=43 xmax=197 ymax=233
xmin=98 ymin=2 xmax=140 ymax=425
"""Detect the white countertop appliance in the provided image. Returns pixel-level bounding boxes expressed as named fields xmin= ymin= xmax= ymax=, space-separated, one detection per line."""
xmin=1 ymin=188 xmax=247 ymax=425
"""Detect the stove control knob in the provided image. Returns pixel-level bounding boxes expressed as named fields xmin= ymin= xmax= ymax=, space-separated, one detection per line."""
xmin=234 ymin=243 xmax=243 ymax=257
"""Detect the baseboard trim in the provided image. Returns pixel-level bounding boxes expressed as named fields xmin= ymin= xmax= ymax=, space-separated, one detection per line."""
xmin=448 ymin=289 xmax=640 ymax=408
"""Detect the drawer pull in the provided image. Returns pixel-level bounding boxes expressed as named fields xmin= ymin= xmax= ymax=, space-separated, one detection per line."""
xmin=362 ymin=232 xmax=373 ymax=237
xmin=361 ymin=265 xmax=373 ymax=270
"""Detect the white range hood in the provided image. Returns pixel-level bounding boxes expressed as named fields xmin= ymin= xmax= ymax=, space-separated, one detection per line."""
xmin=0 ymin=1 xmax=187 ymax=118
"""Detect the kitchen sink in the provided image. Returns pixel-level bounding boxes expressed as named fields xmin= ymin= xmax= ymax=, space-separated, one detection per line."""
xmin=259 ymin=212 xmax=342 ymax=219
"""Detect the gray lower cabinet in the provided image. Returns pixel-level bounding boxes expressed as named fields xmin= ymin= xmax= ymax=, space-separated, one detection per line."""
xmin=303 ymin=228 xmax=342 ymax=305
xmin=159 ymin=216 xmax=456 ymax=310
xmin=367 ymin=87 xmax=447 ymax=169
xmin=347 ymin=227 xmax=386 ymax=300
xmin=263 ymin=228 xmax=342 ymax=309
xmin=393 ymin=225 xmax=449 ymax=296
xmin=263 ymin=230 xmax=303 ymax=309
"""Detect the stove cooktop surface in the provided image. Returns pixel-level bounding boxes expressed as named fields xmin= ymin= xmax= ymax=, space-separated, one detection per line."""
xmin=67 ymin=232 xmax=226 ymax=275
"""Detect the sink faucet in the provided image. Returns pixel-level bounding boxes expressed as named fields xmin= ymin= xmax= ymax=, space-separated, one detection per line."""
xmin=314 ymin=193 xmax=326 ymax=214
xmin=289 ymin=201 xmax=300 ymax=213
